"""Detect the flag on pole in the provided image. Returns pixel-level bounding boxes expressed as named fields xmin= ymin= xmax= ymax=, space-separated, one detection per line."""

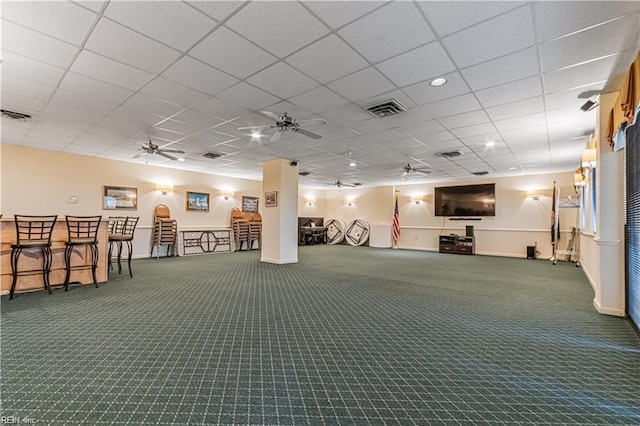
xmin=392 ymin=193 xmax=400 ymax=248
xmin=551 ymin=181 xmax=557 ymax=246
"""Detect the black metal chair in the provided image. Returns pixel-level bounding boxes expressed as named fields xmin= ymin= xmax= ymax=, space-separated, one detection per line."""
xmin=107 ymin=216 xmax=126 ymax=273
xmin=63 ymin=215 xmax=102 ymax=291
xmin=108 ymin=216 xmax=139 ymax=278
xmin=9 ymin=215 xmax=58 ymax=299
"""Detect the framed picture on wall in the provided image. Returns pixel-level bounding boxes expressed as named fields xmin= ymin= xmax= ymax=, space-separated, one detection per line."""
xmin=242 ymin=196 xmax=259 ymax=212
xmin=103 ymin=185 xmax=137 ymax=210
xmin=265 ymin=191 xmax=277 ymax=207
xmin=186 ymin=191 xmax=209 ymax=212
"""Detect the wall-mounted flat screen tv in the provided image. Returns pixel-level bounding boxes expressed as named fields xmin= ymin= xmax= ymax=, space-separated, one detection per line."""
xmin=434 ymin=183 xmax=496 ymax=217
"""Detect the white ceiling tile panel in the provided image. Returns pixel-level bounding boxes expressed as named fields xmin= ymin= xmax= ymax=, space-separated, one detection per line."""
xmin=187 ymin=1 xmax=244 ymax=21
xmin=346 ymin=119 xmax=393 ymax=135
xmin=1 ymin=92 xmax=46 ymax=115
xmin=140 ymin=78 xmax=209 ymax=108
xmin=544 ymin=83 xmax=604 ymax=111
xmin=69 ymin=50 xmax=154 ymax=91
xmin=461 ymin=47 xmax=540 ymax=91
xmin=376 ymin=42 xmax=456 ymax=87
xmin=404 ymin=72 xmax=471 ymax=105
xmin=399 ymin=122 xmax=449 ymax=139
xmin=2 ymin=75 xmax=56 ymax=101
xmin=285 ymin=35 xmax=368 ymax=84
xmin=110 ymin=103 xmax=173 ymax=126
xmin=534 ymin=1 xmax=640 ymax=42
xmin=103 ymin=1 xmax=216 ymax=51
xmin=328 ymin=67 xmax=395 ymax=102
xmin=1 ymin=20 xmax=79 ymax=68
xmin=439 ymin=110 xmax=491 ymax=130
xmin=412 ymin=130 xmax=457 ymax=146
xmin=1 ymin=51 xmax=65 ymax=86
xmin=189 ymin=27 xmax=277 ymax=79
xmin=84 ymin=19 xmax=181 ymax=73
xmin=541 ymin=15 xmax=640 ymax=72
xmin=247 ymin=62 xmax=319 ymax=99
xmin=419 ymin=1 xmax=526 ymax=37
xmin=39 ymin=103 xmax=109 ymax=125
xmin=493 ymin=112 xmax=546 ymax=132
xmin=2 ymin=1 xmax=97 ymax=45
xmin=216 ymin=82 xmax=281 ymax=112
xmin=48 ymin=89 xmax=118 ymax=115
xmin=423 ymin=94 xmax=482 ymax=119
xmin=289 ymin=87 xmax=350 ymax=114
xmin=303 ymin=1 xmax=385 ymax=30
xmin=543 ymin=54 xmax=624 ymax=93
xmin=162 ymin=56 xmax=239 ymax=96
xmin=380 ymin=106 xmax=433 ymax=129
xmin=262 ymin=102 xmax=316 ymax=121
xmin=225 ymin=2 xmax=329 ymax=59
xmin=450 ymin=123 xmax=498 ymax=139
xmin=59 ymin=72 xmax=134 ymax=104
xmin=442 ymin=6 xmax=535 ymax=68
xmin=475 ymin=75 xmax=542 ymax=108
xmin=172 ymin=109 xmax=225 ymax=130
xmin=460 ymin=133 xmax=504 ymax=146
xmin=338 ymin=2 xmax=435 ymax=63
xmin=485 ymin=96 xmax=544 ymax=121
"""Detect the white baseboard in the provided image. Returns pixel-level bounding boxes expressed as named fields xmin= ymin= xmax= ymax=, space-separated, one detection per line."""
xmin=592 ymin=298 xmax=625 ymax=317
xmin=260 ymin=257 xmax=298 ymax=264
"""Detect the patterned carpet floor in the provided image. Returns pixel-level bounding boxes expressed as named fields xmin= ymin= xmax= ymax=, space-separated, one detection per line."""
xmin=1 ymin=245 xmax=639 ymax=425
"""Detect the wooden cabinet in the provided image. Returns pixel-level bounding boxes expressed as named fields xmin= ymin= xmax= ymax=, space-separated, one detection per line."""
xmin=439 ymin=234 xmax=475 ymax=255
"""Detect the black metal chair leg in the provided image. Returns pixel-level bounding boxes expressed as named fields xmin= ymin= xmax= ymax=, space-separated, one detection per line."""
xmin=116 ymin=241 xmax=123 ymax=274
xmin=43 ymin=246 xmax=53 ymax=294
xmin=64 ymin=246 xmax=73 ymax=291
xmin=90 ymin=244 xmax=99 ymax=287
xmin=9 ymin=247 xmax=21 ymax=300
xmin=126 ymin=240 xmax=133 ymax=278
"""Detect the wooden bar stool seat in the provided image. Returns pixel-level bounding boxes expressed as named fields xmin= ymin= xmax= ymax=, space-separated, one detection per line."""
xmin=9 ymin=215 xmax=58 ymax=299
xmin=64 ymin=215 xmax=102 ymax=291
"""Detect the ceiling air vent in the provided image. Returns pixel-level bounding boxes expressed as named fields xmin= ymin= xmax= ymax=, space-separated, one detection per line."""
xmin=363 ymin=99 xmax=406 ymax=118
xmin=1 ymin=109 xmax=32 ymax=121
xmin=202 ymin=152 xmax=221 ymax=159
xmin=436 ymin=150 xmax=462 ymax=158
xmin=298 ymin=171 xmax=312 ymax=176
xmin=472 ymin=171 xmax=489 ymax=176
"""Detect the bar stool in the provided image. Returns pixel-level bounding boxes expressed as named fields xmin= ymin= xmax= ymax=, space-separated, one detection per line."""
xmin=107 ymin=216 xmax=126 ymax=273
xmin=9 ymin=215 xmax=58 ymax=299
xmin=108 ymin=216 xmax=139 ymax=278
xmin=63 ymin=215 xmax=102 ymax=291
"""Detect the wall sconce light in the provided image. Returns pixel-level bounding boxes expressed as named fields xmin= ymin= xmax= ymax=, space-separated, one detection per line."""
xmin=574 ymin=168 xmax=587 ymax=187
xmin=581 ymin=148 xmax=597 ymax=168
xmin=221 ymin=189 xmax=234 ymax=200
xmin=306 ymin=197 xmax=316 ymax=206
xmin=526 ymin=190 xmax=542 ymax=200
xmin=157 ymin=183 xmax=174 ymax=195
xmin=346 ymin=198 xmax=355 ymax=206
xmin=410 ymin=195 xmax=423 ymax=204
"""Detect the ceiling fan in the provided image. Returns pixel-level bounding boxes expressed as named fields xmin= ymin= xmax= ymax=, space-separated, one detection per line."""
xmin=134 ymin=140 xmax=185 ymax=161
xmin=401 ymin=163 xmax=432 ymax=179
xmin=329 ymin=179 xmax=362 ymax=188
xmin=238 ymin=111 xmax=326 ymax=143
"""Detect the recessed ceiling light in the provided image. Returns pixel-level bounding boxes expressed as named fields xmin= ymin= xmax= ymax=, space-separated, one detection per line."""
xmin=485 ymin=141 xmax=496 ymax=147
xmin=178 ymin=158 xmax=185 ymax=162
xmin=509 ymin=167 xmax=516 ymax=170
xmin=430 ymin=77 xmax=447 ymax=87
xmin=251 ymin=132 xmax=262 ymax=139
xmin=349 ymin=161 xmax=356 ymax=167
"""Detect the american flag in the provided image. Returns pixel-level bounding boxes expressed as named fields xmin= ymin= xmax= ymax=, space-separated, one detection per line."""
xmin=392 ymin=194 xmax=400 ymax=244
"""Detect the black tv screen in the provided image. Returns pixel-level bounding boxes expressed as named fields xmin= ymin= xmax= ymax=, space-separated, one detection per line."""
xmin=434 ymin=183 xmax=496 ymax=217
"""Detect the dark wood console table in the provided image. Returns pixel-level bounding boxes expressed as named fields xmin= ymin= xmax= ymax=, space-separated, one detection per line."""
xmin=439 ymin=234 xmax=475 ymax=255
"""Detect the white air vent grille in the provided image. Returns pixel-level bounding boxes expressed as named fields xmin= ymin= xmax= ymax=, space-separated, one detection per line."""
xmin=363 ymin=99 xmax=406 ymax=118
xmin=472 ymin=171 xmax=489 ymax=176
xmin=1 ymin=109 xmax=32 ymax=121
xmin=436 ymin=150 xmax=462 ymax=158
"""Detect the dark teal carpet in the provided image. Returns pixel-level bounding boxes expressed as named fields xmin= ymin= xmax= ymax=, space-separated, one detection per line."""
xmin=2 ymin=246 xmax=639 ymax=425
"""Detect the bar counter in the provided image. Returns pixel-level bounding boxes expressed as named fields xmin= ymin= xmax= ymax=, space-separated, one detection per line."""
xmin=0 ymin=219 xmax=109 ymax=296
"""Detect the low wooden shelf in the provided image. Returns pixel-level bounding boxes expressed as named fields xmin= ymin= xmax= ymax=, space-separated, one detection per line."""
xmin=439 ymin=234 xmax=475 ymax=255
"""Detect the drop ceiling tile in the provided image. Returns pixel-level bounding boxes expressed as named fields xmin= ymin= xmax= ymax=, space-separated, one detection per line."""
xmin=1 ymin=51 xmax=65 ymax=86
xmin=376 ymin=42 xmax=456 ymax=87
xmin=398 ymin=122 xmax=448 ymax=139
xmin=1 ymin=20 xmax=79 ymax=68
xmin=172 ymin=109 xmax=225 ymax=130
xmin=493 ymin=112 xmax=546 ymax=132
xmin=189 ymin=27 xmax=277 ymax=79
xmin=2 ymin=75 xmax=56 ymax=101
xmin=289 ymin=87 xmax=350 ymax=114
xmin=2 ymin=1 xmax=97 ymax=45
xmin=59 ymin=72 xmax=134 ymax=104
xmin=247 ymin=62 xmax=318 ymax=99
xmin=534 ymin=1 xmax=640 ymax=42
xmin=541 ymin=14 xmax=640 ymax=72
xmin=485 ymin=96 xmax=544 ymax=121
xmin=216 ymin=82 xmax=281 ymax=112
xmin=346 ymin=118 xmax=393 ymax=135
xmin=461 ymin=47 xmax=540 ymax=91
xmin=475 ymin=75 xmax=542 ymax=108
xmin=140 ymin=78 xmax=209 ymax=108
xmin=70 ymin=50 xmax=154 ymax=91
xmin=162 ymin=56 xmax=239 ymax=96
xmin=225 ymin=1 xmax=329 ymax=58
xmin=327 ymin=67 xmax=395 ymax=102
xmin=450 ymin=122 xmax=498 ymax=139
xmin=543 ymin=54 xmax=623 ymax=93
xmin=544 ymin=83 xmax=603 ymax=110
xmin=285 ymin=35 xmax=368 ymax=84
xmin=381 ymin=106 xmax=432 ymax=129
xmin=121 ymin=93 xmax=184 ymax=119
xmin=104 ymin=1 xmax=215 ymax=51
xmin=418 ymin=1 xmax=526 ymax=37
xmin=423 ymin=94 xmax=482 ymax=119
xmin=85 ymin=19 xmax=180 ymax=73
xmin=1 ymin=92 xmax=46 ymax=115
xmin=439 ymin=110 xmax=490 ymax=130
xmin=404 ymin=72 xmax=471 ymax=105
xmin=338 ymin=2 xmax=435 ymax=63
xmin=48 ymin=89 xmax=119 ymax=115
xmin=187 ymin=1 xmax=244 ymax=21
xmin=442 ymin=6 xmax=535 ymax=68
xmin=304 ymin=1 xmax=385 ymax=30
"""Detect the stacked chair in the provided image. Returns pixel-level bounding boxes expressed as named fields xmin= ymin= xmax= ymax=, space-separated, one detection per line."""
xmin=249 ymin=211 xmax=262 ymax=250
xmin=230 ymin=208 xmax=262 ymax=251
xmin=151 ymin=204 xmax=177 ymax=258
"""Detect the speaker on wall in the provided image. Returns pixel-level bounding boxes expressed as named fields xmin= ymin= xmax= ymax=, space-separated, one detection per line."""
xmin=466 ymin=225 xmax=474 ymax=237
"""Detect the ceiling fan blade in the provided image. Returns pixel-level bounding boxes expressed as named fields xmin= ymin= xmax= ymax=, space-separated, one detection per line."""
xmin=158 ymin=148 xmax=185 ymax=154
xmin=414 ymin=168 xmax=432 ymax=173
xmin=296 ymin=128 xmax=322 ymax=139
xmin=156 ymin=151 xmax=179 ymax=161
xmin=297 ymin=117 xmax=327 ymax=126
xmin=237 ymin=125 xmax=274 ymax=130
xmin=270 ymin=130 xmax=282 ymax=143
xmin=261 ymin=111 xmax=280 ymax=121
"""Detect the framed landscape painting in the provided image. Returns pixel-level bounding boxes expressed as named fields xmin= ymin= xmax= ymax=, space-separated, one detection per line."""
xmin=103 ymin=186 xmax=137 ymax=210
xmin=187 ymin=191 xmax=209 ymax=212
xmin=242 ymin=196 xmax=259 ymax=212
